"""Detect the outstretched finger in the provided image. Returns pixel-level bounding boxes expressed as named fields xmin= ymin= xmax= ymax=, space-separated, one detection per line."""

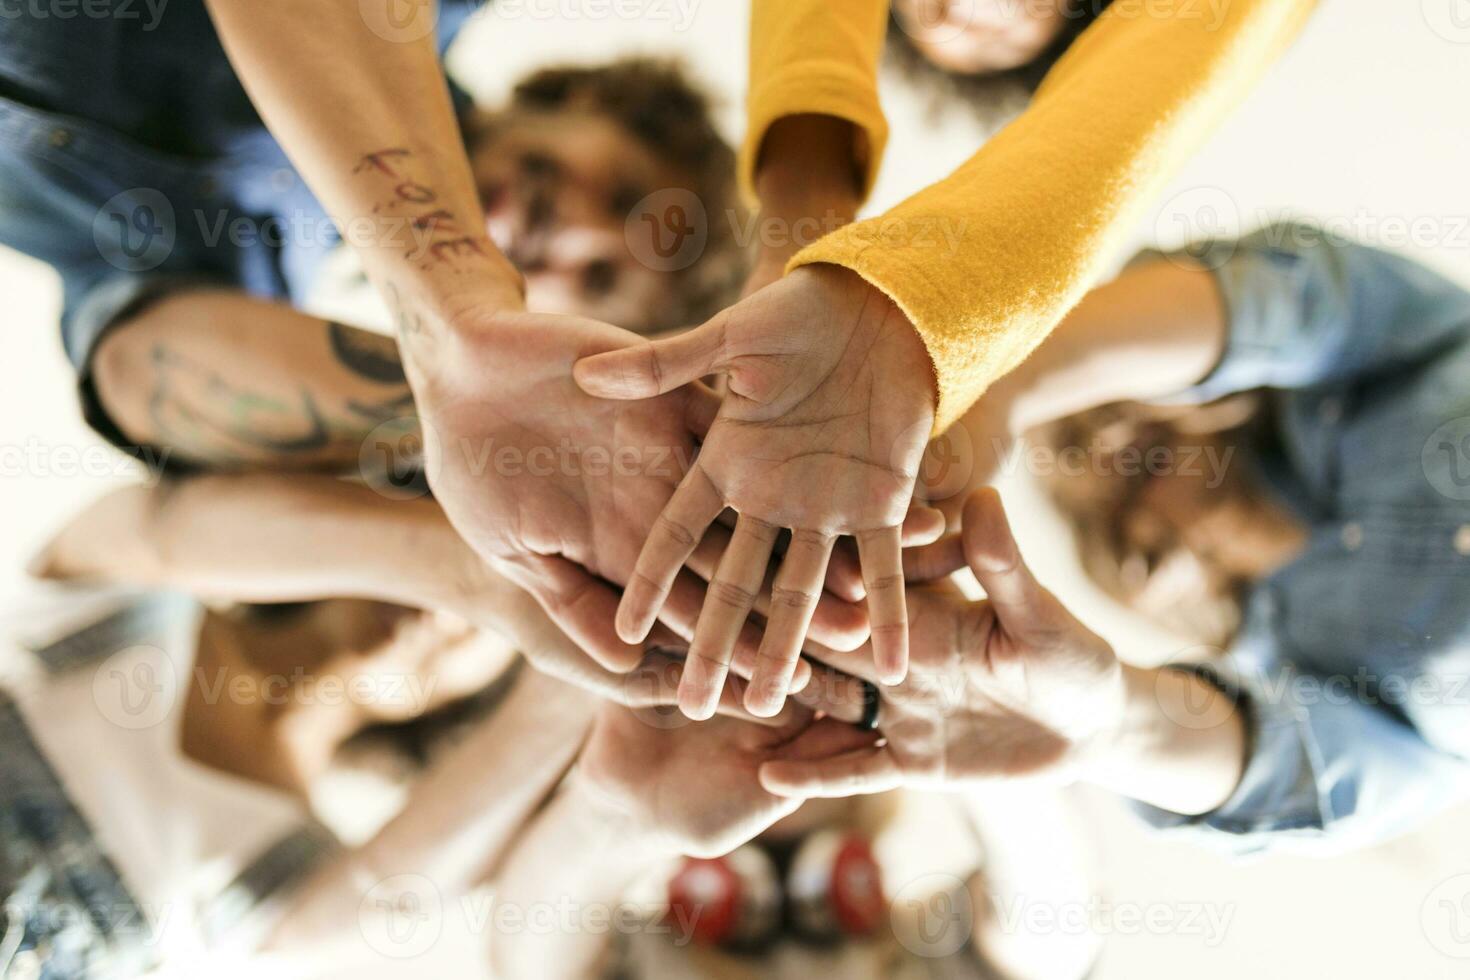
xmin=962 ymin=488 xmax=1048 ymax=629
xmin=658 ymin=570 xmax=814 ymax=690
xmin=573 ymin=316 xmax=729 ymax=400
xmin=900 ymin=504 xmax=947 ymax=546
xmin=679 ymin=514 xmax=779 ymax=719
xmin=744 ymin=530 xmax=835 ymax=717
xmin=686 ymin=526 xmax=868 ymax=654
xmin=617 ymin=463 xmax=724 ymax=643
xmin=759 ymin=744 xmax=904 ymax=798
xmin=857 ymin=525 xmax=909 ymax=685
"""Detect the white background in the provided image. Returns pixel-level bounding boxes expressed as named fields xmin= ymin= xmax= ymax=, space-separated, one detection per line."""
xmin=2 ymin=0 xmax=1470 ymax=975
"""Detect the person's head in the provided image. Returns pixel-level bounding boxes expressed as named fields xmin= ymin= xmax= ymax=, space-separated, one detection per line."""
xmin=887 ymin=0 xmax=1112 ymax=118
xmin=465 ymin=58 xmax=745 ymax=334
xmin=1032 ymin=395 xmax=1306 ymax=647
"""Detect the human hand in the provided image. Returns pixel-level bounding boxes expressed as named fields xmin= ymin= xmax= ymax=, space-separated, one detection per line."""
xmin=573 ymin=265 xmax=941 ymax=720
xmin=578 ymin=699 xmax=880 ymax=858
xmin=760 ymin=488 xmax=1126 ymax=797
xmin=412 ymin=306 xmax=865 ymax=677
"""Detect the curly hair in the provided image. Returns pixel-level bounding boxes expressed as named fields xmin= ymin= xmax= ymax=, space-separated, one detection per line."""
xmin=886 ymin=1 xmax=1114 ymax=125
xmin=469 ymin=58 xmax=746 ymax=328
xmin=1032 ymin=394 xmax=1269 ymax=648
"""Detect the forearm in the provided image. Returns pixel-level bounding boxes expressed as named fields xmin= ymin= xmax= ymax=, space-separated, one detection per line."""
xmin=745 ymin=115 xmax=863 ymax=285
xmin=1083 ymin=665 xmax=1246 ymax=816
xmin=92 ymin=290 xmax=414 ymax=469
xmin=792 ymin=0 xmax=1316 ymax=431
xmin=265 ymin=669 xmax=596 ymax=954
xmin=490 ymin=775 xmax=670 ymax=980
xmin=985 ymin=260 xmax=1229 ymax=435
xmin=204 ymin=0 xmax=522 ymax=361
xmin=741 ymin=0 xmax=889 ymax=204
xmin=35 ymin=474 xmax=500 ymax=617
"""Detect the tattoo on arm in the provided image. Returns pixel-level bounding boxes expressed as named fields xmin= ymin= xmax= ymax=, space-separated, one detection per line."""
xmin=327 ymin=321 xmax=407 ymax=384
xmin=145 ymin=344 xmax=414 ymax=467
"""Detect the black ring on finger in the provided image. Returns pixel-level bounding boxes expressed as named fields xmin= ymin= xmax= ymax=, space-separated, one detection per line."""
xmin=857 ymin=680 xmax=881 ymax=731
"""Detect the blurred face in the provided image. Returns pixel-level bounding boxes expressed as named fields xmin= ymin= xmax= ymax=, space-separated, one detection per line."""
xmin=894 ymin=0 xmax=1071 ymax=75
xmin=470 ymin=110 xmax=692 ymax=333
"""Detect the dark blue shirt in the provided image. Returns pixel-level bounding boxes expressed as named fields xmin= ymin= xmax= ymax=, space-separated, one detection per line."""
xmin=0 ymin=0 xmax=480 ymax=370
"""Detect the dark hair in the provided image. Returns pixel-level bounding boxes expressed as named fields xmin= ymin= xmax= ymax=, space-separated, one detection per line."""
xmin=1032 ymin=394 xmax=1267 ymax=647
xmin=886 ymin=0 xmax=1113 ymax=121
xmin=470 ymin=57 xmax=745 ymax=326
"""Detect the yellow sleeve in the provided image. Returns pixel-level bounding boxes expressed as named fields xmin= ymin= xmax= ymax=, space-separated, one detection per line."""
xmin=789 ymin=0 xmax=1317 ymax=432
xmin=740 ymin=0 xmax=891 ymax=205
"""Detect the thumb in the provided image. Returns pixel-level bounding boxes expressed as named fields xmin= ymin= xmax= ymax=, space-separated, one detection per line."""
xmin=961 ymin=488 xmax=1047 ymax=629
xmin=573 ymin=317 xmax=729 ymax=399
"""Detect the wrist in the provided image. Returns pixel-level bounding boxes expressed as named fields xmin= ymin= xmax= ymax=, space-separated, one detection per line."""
xmin=754 ymin=115 xmax=863 ymax=215
xmin=1081 ymin=664 xmax=1246 ymax=816
xmin=564 ymin=770 xmax=672 ymax=864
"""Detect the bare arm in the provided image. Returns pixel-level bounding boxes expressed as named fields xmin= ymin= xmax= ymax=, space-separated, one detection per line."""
xmin=263 ymin=668 xmax=598 ymax=956
xmin=203 ymin=0 xmax=522 ymax=337
xmin=983 ymin=260 xmax=1229 ymax=436
xmin=92 ymin=290 xmax=413 ymax=469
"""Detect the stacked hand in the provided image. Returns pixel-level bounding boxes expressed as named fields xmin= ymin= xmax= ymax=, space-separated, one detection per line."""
xmin=577 ymin=698 xmax=879 ymax=859
xmin=412 ymin=305 xmax=868 ymax=678
xmin=762 ymin=488 xmax=1127 ymax=798
xmin=573 ymin=266 xmax=942 ymax=720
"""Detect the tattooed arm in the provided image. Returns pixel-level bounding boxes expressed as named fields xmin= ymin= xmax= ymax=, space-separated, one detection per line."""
xmin=92 ymin=289 xmax=414 ymax=470
xmin=201 ymin=0 xmax=826 ymax=673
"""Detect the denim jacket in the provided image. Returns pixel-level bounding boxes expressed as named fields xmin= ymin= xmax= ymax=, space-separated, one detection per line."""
xmin=0 ymin=0 xmax=480 ymax=374
xmin=1131 ymin=224 xmax=1470 ymax=854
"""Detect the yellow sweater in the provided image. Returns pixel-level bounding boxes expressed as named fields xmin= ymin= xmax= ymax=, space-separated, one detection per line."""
xmin=744 ymin=0 xmax=1316 ymax=431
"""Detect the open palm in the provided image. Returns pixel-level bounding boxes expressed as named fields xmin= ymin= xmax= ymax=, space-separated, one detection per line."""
xmin=762 ymin=489 xmax=1125 ymax=798
xmin=574 ymin=265 xmax=940 ymax=720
